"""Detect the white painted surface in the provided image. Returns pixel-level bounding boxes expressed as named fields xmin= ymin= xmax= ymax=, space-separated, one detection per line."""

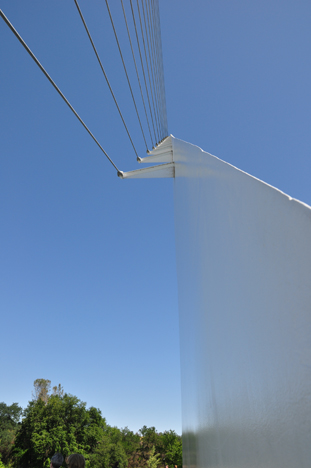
xmin=118 ymin=161 xmax=174 ymax=179
xmin=173 ymin=137 xmax=311 ymax=468
xmin=120 ymin=136 xmax=174 ymax=177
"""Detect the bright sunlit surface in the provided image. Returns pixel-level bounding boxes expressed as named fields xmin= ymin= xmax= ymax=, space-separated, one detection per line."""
xmin=173 ymin=136 xmax=311 ymax=467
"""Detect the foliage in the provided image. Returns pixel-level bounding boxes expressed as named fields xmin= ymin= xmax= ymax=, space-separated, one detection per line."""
xmin=14 ymin=394 xmax=105 ymax=468
xmin=32 ymin=379 xmax=64 ymax=404
xmin=32 ymin=379 xmax=51 ymax=404
xmin=118 ymin=425 xmax=182 ymax=468
xmin=161 ymin=431 xmax=182 ymax=468
xmin=89 ymin=428 xmax=128 ymax=468
xmin=52 ymin=384 xmax=64 ymax=398
xmin=0 ymin=402 xmax=22 ymax=466
xmin=146 ymin=446 xmax=160 ymax=468
xmin=0 ymin=403 xmax=22 ymax=432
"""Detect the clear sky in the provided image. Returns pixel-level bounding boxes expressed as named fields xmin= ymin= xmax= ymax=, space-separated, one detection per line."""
xmin=1 ymin=1 xmax=311 ymax=435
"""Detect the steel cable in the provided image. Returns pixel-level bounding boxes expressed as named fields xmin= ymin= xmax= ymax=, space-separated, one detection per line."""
xmin=105 ymin=0 xmax=148 ymax=151
xmin=140 ymin=0 xmax=162 ymax=139
xmin=136 ymin=0 xmax=160 ymax=142
xmin=153 ymin=0 xmax=168 ymax=135
xmin=120 ymin=0 xmax=154 ymax=148
xmin=146 ymin=0 xmax=164 ymax=139
xmin=74 ymin=0 xmax=139 ymax=159
xmin=129 ymin=0 xmax=157 ymax=144
xmin=148 ymin=0 xmax=167 ymax=139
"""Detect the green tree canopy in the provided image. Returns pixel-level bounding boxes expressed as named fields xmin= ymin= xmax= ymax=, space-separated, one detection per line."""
xmin=0 ymin=403 xmax=22 ymax=432
xmin=14 ymin=394 xmax=106 ymax=468
xmin=89 ymin=426 xmax=128 ymax=468
xmin=161 ymin=431 xmax=182 ymax=468
xmin=146 ymin=446 xmax=160 ymax=468
xmin=0 ymin=402 xmax=22 ymax=466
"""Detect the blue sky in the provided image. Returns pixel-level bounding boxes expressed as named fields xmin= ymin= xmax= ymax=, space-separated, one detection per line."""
xmin=1 ymin=0 xmax=311 ymax=434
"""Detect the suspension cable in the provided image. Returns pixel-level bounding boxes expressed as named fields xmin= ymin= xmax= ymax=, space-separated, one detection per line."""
xmin=153 ymin=0 xmax=168 ymax=136
xmin=129 ymin=0 xmax=157 ymax=144
xmin=0 ymin=9 xmax=120 ymax=173
xmin=105 ymin=0 xmax=149 ymax=151
xmin=146 ymin=0 xmax=163 ymax=139
xmin=136 ymin=0 xmax=160 ymax=142
xmin=120 ymin=0 xmax=154 ymax=148
xmin=141 ymin=0 xmax=162 ymax=139
xmin=73 ymin=0 xmax=139 ymax=159
xmin=147 ymin=0 xmax=166 ymax=137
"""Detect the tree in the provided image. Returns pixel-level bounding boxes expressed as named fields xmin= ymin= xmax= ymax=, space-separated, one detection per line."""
xmin=0 ymin=402 xmax=22 ymax=466
xmin=0 ymin=403 xmax=22 ymax=432
xmin=14 ymin=393 xmax=106 ymax=468
xmin=139 ymin=426 xmax=162 ymax=460
xmin=135 ymin=427 xmax=182 ymax=468
xmin=52 ymin=384 xmax=64 ymax=398
xmin=32 ymin=379 xmax=51 ymax=404
xmin=90 ymin=430 xmax=128 ymax=468
xmin=119 ymin=427 xmax=141 ymax=468
xmin=32 ymin=379 xmax=64 ymax=404
xmin=119 ymin=427 xmax=140 ymax=455
xmin=161 ymin=431 xmax=182 ymax=468
xmin=146 ymin=446 xmax=160 ymax=468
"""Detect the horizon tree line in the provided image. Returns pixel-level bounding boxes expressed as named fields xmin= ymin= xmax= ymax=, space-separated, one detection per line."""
xmin=0 ymin=379 xmax=182 ymax=468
